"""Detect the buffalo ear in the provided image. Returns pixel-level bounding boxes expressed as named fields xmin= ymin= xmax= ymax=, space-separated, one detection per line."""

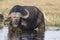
xmin=3 ymin=14 xmax=9 ymax=21
xmin=4 ymin=14 xmax=12 ymax=23
xmin=4 ymin=15 xmax=11 ymax=25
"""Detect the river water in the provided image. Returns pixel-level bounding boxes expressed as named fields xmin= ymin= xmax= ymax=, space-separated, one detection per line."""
xmin=0 ymin=26 xmax=60 ymax=40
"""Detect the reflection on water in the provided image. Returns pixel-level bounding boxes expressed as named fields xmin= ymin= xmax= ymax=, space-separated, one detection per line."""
xmin=0 ymin=26 xmax=60 ymax=40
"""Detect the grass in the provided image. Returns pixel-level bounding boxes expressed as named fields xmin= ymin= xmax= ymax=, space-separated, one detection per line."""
xmin=0 ymin=0 xmax=60 ymax=26
xmin=0 ymin=0 xmax=3 ymax=1
xmin=45 ymin=11 xmax=60 ymax=26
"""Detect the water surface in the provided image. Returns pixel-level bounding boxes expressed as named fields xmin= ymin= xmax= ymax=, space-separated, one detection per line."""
xmin=0 ymin=26 xmax=60 ymax=40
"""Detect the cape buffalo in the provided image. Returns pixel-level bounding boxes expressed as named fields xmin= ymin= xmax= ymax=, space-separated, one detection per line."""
xmin=0 ymin=14 xmax=4 ymax=22
xmin=5 ymin=5 xmax=45 ymax=40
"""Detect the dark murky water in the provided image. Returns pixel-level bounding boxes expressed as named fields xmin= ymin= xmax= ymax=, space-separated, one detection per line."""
xmin=0 ymin=26 xmax=60 ymax=40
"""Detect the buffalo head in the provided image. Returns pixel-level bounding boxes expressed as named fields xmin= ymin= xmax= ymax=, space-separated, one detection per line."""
xmin=4 ymin=9 xmax=29 ymax=27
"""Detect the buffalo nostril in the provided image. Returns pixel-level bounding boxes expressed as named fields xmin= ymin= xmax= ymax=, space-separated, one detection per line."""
xmin=13 ymin=20 xmax=18 ymax=25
